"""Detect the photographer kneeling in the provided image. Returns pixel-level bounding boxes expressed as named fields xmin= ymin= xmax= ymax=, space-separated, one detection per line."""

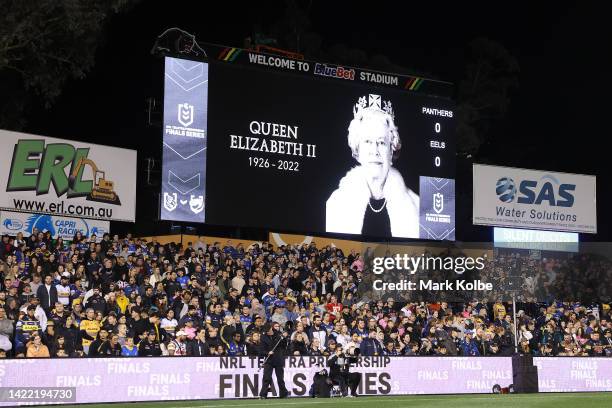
xmin=327 ymin=345 xmax=361 ymax=397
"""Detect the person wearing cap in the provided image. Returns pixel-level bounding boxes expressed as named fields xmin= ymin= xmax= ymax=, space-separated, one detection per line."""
xmin=181 ymin=317 xmax=197 ymax=340
xmin=169 ymin=330 xmax=188 ymax=356
xmin=138 ymin=330 xmax=162 ymax=356
xmin=17 ymin=294 xmax=47 ymax=330
xmin=245 ymin=314 xmax=264 ymax=335
xmin=460 ymin=330 xmax=480 ymax=356
xmin=600 ymin=329 xmax=612 ymax=356
xmin=271 ymin=303 xmax=288 ymax=327
xmin=84 ymin=286 xmax=106 ymax=315
xmin=259 ymin=323 xmax=290 ymax=399
xmin=18 ymin=280 xmax=35 ymax=304
xmin=55 ymin=273 xmax=71 ymax=307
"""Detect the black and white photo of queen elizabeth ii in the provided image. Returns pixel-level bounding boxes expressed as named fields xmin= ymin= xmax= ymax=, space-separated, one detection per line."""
xmin=326 ymin=94 xmax=419 ymax=238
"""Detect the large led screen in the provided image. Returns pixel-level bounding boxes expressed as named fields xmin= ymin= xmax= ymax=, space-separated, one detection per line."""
xmin=161 ymin=51 xmax=455 ymax=240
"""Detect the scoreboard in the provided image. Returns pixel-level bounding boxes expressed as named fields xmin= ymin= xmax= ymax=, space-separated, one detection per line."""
xmin=160 ymin=45 xmax=456 ymax=240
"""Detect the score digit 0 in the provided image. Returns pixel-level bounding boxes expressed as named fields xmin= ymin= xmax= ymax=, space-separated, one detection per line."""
xmin=435 ymin=122 xmax=441 ymax=133
xmin=435 ymin=156 xmax=441 ymax=167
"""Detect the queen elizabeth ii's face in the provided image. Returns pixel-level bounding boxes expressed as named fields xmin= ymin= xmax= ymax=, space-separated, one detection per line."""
xmin=356 ymin=118 xmax=392 ymax=183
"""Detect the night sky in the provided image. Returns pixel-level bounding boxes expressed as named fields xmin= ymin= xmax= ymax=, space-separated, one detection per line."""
xmin=19 ymin=1 xmax=612 ymax=242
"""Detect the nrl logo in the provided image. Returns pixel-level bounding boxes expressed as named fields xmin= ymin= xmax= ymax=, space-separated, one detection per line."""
xmin=433 ymin=192 xmax=444 ymax=214
xmin=177 ymin=103 xmax=194 ymax=127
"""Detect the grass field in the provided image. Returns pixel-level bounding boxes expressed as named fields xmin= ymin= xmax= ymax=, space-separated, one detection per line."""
xmin=59 ymin=393 xmax=612 ymax=408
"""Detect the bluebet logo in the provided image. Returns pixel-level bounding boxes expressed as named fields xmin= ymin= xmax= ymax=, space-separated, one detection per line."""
xmin=313 ymin=63 xmax=355 ymax=80
xmin=495 ymin=175 xmax=575 ymax=207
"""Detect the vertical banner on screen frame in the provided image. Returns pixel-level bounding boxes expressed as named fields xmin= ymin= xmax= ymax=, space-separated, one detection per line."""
xmin=419 ymin=176 xmax=455 ymax=240
xmin=160 ymin=57 xmax=208 ymax=222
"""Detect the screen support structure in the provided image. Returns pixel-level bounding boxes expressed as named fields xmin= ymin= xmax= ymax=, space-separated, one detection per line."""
xmin=512 ymin=293 xmax=518 ymax=354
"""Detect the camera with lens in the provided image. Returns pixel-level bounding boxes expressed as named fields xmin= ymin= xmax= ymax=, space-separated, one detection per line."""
xmin=346 ymin=346 xmax=360 ymax=357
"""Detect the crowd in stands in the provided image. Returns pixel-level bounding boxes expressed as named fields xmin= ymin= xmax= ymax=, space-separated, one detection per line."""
xmin=0 ymin=231 xmax=610 ymax=359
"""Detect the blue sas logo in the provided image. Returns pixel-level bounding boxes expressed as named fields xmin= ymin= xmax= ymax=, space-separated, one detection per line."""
xmin=495 ymin=177 xmax=516 ymax=203
xmin=495 ymin=175 xmax=575 ymax=207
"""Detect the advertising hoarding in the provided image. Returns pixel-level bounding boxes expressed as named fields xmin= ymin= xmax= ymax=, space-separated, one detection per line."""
xmin=0 ymin=130 xmax=137 ymax=222
xmin=473 ymin=164 xmax=596 ymax=233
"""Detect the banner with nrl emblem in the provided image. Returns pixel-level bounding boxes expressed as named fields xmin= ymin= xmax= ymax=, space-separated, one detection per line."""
xmin=419 ymin=176 xmax=455 ymax=240
xmin=161 ymin=56 xmax=208 ymax=222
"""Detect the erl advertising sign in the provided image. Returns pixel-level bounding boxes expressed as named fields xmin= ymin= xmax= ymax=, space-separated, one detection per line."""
xmin=0 ymin=129 xmax=137 ymax=222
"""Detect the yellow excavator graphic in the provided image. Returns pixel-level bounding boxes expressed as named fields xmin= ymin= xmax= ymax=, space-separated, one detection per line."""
xmin=68 ymin=157 xmax=121 ymax=205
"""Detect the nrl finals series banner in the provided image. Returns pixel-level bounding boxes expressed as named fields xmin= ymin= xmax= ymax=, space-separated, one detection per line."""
xmin=0 ymin=129 xmax=137 ymax=222
xmin=0 ymin=356 xmax=512 ymax=405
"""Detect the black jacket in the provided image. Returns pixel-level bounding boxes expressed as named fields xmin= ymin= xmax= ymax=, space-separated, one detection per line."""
xmin=36 ymin=284 xmax=58 ymax=311
xmin=59 ymin=326 xmax=82 ymax=355
xmin=328 ymin=354 xmax=357 ymax=378
xmin=99 ymin=342 xmax=122 ymax=356
xmin=87 ymin=294 xmax=107 ymax=314
xmin=128 ymin=317 xmax=148 ymax=339
xmin=187 ymin=339 xmax=208 ymax=356
xmin=290 ymin=340 xmax=308 ymax=355
xmin=262 ymin=332 xmax=288 ymax=367
xmin=138 ymin=339 xmax=162 ymax=356
xmin=88 ymin=338 xmax=108 ymax=357
xmin=247 ymin=341 xmax=266 ymax=357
